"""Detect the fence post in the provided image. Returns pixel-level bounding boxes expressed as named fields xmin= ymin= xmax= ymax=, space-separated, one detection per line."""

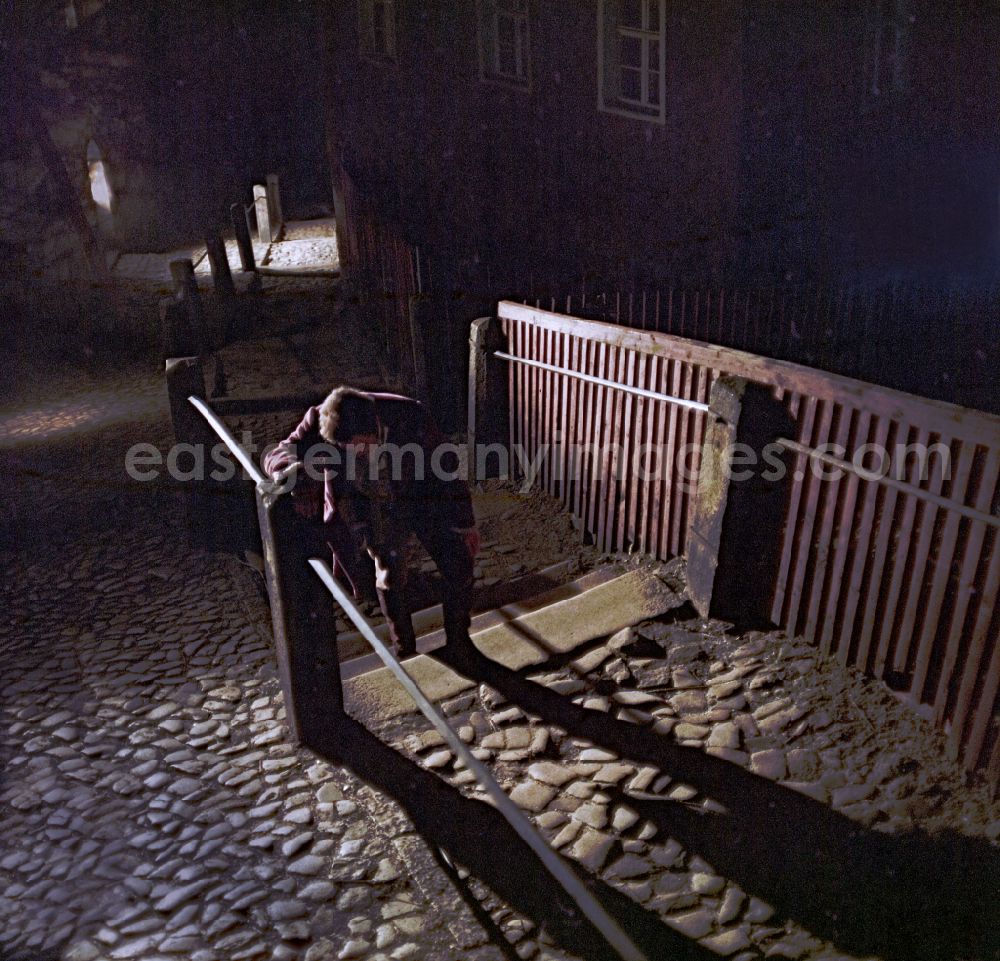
xmin=169 ymin=258 xmax=206 ymax=354
xmin=165 ymin=356 xmax=214 ymax=547
xmin=687 ymin=375 xmax=794 ymax=626
xmin=205 ymin=233 xmax=235 ymax=300
xmin=160 ymin=296 xmax=188 ymax=358
xmin=231 ymin=202 xmax=256 ymax=272
xmin=266 ymin=173 xmax=283 ymax=239
xmin=468 ymin=315 xmax=510 ymax=479
xmin=253 ymin=185 xmax=272 ymax=245
xmin=204 ymin=233 xmax=236 ymax=348
xmin=256 ymin=480 xmax=344 ymax=745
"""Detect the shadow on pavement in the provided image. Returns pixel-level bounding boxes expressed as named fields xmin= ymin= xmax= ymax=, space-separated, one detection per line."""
xmin=434 ymin=637 xmax=1000 ymax=961
xmin=303 ymin=710 xmax=720 ymax=961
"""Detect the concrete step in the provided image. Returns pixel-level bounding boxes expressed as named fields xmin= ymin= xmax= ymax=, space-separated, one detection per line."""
xmin=340 ymin=561 xmax=619 ymax=681
xmin=343 ymin=566 xmax=677 ymax=724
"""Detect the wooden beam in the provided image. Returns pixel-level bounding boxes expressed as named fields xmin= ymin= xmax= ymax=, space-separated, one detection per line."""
xmin=686 ymin=375 xmax=795 ymax=626
xmin=231 ymin=202 xmax=256 ymax=272
xmin=498 ymin=302 xmax=1000 ymax=446
xmin=256 ymin=482 xmax=344 ymax=744
xmin=467 ymin=315 xmax=510 ymax=473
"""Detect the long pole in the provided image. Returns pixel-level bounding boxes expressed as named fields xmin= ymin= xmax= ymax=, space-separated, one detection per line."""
xmin=188 ymin=395 xmax=266 ymax=484
xmin=308 ymin=558 xmax=649 ymax=961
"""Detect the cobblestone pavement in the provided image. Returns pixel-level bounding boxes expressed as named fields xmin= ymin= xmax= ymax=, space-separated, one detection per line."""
xmin=374 ymin=591 xmax=1000 ymax=961
xmin=0 ymin=322 xmax=489 ymax=960
xmin=2 ymin=299 xmax=998 ymax=961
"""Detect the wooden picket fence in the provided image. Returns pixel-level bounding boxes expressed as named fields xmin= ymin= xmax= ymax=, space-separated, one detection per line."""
xmin=498 ymin=301 xmax=1000 ymax=784
xmin=332 ymin=162 xmax=419 ymax=378
xmin=515 ymin=279 xmax=997 ymax=416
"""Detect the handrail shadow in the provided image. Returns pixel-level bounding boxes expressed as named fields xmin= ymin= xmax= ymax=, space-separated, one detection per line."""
xmin=301 ymin=710 xmax=721 ymax=961
xmin=433 ymin=635 xmax=1000 ymax=961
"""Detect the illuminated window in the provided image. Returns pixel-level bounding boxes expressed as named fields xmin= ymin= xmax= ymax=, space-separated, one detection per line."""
xmin=478 ymin=0 xmax=531 ymax=90
xmin=86 ymin=140 xmax=112 ymax=213
xmin=359 ymin=0 xmax=396 ymax=63
xmin=599 ymin=0 xmax=666 ymax=123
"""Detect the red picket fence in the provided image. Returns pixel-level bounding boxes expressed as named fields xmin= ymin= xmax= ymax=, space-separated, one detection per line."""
xmin=498 ymin=301 xmax=1000 ymax=785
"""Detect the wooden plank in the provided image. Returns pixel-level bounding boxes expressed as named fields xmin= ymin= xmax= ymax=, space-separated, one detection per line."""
xmin=557 ymin=332 xmax=572 ymax=503
xmin=626 ymin=351 xmax=649 ymax=552
xmin=230 ymin=202 xmax=256 ymax=272
xmin=596 ymin=346 xmax=624 ymax=550
xmin=529 ymin=321 xmax=541 ymax=487
xmin=872 ymin=427 xmax=932 ymax=676
xmin=572 ymin=337 xmax=593 ymax=524
xmin=784 ymin=400 xmax=835 ymax=635
xmin=890 ymin=437 xmax=952 ymax=674
xmin=669 ymin=362 xmax=693 ymax=558
xmin=547 ymin=327 xmax=561 ymax=496
xmin=803 ymin=405 xmax=856 ymax=648
xmin=503 ymin=318 xmax=515 ymax=458
xmin=835 ymin=414 xmax=892 ymax=665
xmin=935 ymin=450 xmax=1000 ymax=722
xmin=506 ymin=318 xmax=516 ymax=471
xmin=498 ymin=303 xmax=1000 ymax=446
xmin=650 ymin=357 xmax=674 ymax=559
xmin=586 ymin=340 xmax=610 ymax=537
xmin=956 ymin=562 xmax=1000 ymax=766
xmin=568 ymin=333 xmax=584 ymax=509
xmin=772 ymin=396 xmax=819 ymax=623
xmin=600 ymin=347 xmax=629 ymax=550
xmin=579 ymin=338 xmax=599 ymax=534
xmin=540 ymin=325 xmax=552 ymax=493
xmin=908 ymin=442 xmax=977 ymax=698
xmin=686 ymin=364 xmax=712 ymax=553
xmin=514 ymin=319 xmax=526 ymax=481
xmin=615 ymin=347 xmax=638 ymax=550
xmin=820 ymin=409 xmax=872 ymax=660
xmin=256 ymin=486 xmax=344 ymax=744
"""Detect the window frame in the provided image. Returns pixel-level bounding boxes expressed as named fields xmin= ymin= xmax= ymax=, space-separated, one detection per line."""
xmin=598 ymin=0 xmax=667 ymax=124
xmin=477 ymin=0 xmax=532 ymax=92
xmin=358 ymin=0 xmax=398 ymax=65
xmin=861 ymin=0 xmax=909 ymax=111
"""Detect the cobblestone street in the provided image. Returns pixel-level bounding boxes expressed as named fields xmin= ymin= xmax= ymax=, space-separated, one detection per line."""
xmin=2 ymin=300 xmax=998 ymax=961
xmin=0 ymin=328 xmax=488 ymax=960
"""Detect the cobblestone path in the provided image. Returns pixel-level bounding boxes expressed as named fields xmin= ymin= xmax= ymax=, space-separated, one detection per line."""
xmin=2 ymin=324 xmax=998 ymax=961
xmin=375 ymin=594 xmax=1000 ymax=961
xmin=0 ymin=361 xmax=484 ymax=960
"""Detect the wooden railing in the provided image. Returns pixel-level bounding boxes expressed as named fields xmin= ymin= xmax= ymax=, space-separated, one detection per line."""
xmin=497 ymin=301 xmax=1000 ymax=783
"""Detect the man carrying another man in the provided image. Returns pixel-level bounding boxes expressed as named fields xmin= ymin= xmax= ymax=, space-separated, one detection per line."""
xmin=264 ymin=387 xmax=479 ymax=657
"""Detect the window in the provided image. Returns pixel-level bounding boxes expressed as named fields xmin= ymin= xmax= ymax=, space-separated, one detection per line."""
xmin=598 ymin=0 xmax=666 ymax=123
xmin=359 ymin=0 xmax=396 ymax=63
xmin=86 ymin=140 xmax=112 ymax=213
xmin=478 ymin=0 xmax=531 ymax=90
xmin=862 ymin=0 xmax=909 ymax=108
